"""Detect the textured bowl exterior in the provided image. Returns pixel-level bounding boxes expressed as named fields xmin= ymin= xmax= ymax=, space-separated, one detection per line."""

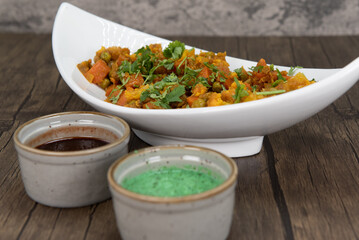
xmin=108 ymin=146 xmax=238 ymax=240
xmin=14 ymin=112 xmax=130 ymax=208
xmin=110 ymin=183 xmax=235 ymax=240
xmin=16 ymin=146 xmax=128 ymax=207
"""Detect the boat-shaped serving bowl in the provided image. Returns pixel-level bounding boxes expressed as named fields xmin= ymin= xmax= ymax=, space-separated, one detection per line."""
xmin=52 ymin=3 xmax=359 ymax=157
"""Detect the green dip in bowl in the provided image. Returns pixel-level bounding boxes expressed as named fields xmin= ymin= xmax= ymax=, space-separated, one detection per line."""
xmin=107 ymin=145 xmax=238 ymax=240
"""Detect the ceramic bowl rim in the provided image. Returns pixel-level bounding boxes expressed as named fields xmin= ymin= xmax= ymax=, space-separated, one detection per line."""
xmin=107 ymin=145 xmax=238 ymax=204
xmin=13 ymin=111 xmax=130 ymax=157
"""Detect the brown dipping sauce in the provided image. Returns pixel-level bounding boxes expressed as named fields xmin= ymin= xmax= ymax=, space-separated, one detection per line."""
xmin=36 ymin=137 xmax=109 ymax=151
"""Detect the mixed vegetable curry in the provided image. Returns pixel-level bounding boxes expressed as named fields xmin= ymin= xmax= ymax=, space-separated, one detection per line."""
xmin=77 ymin=40 xmax=314 ymax=109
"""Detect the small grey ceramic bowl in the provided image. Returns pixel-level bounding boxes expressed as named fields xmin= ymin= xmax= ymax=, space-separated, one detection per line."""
xmin=108 ymin=145 xmax=238 ymax=240
xmin=14 ymin=111 xmax=130 ymax=208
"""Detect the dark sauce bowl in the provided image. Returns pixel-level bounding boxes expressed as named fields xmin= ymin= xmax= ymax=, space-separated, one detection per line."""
xmin=14 ymin=111 xmax=130 ymax=208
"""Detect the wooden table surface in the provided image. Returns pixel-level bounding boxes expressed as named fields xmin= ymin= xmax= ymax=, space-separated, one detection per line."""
xmin=1 ymin=33 xmax=359 ymax=240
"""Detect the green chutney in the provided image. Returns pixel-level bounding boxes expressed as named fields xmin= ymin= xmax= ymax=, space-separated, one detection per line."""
xmin=121 ymin=165 xmax=225 ymax=197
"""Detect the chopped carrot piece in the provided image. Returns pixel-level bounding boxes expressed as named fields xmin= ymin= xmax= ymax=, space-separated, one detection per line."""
xmin=125 ymin=73 xmax=144 ymax=88
xmin=253 ymin=72 xmax=266 ymax=79
xmin=117 ymin=92 xmax=127 ymax=106
xmin=85 ymin=60 xmax=110 ymax=84
xmin=223 ymin=78 xmax=234 ymax=89
xmin=187 ymin=96 xmax=199 ymax=107
xmin=198 ymin=66 xmax=212 ymax=79
xmin=105 ymin=85 xmax=115 ymax=97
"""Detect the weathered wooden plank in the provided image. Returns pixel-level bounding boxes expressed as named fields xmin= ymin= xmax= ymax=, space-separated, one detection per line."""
xmin=291 ymin=37 xmax=331 ymax=68
xmin=17 ymin=205 xmax=61 ymax=240
xmin=0 ymin=136 xmax=36 ymax=239
xmin=16 ymin=36 xmax=74 ymax=120
xmin=85 ymin=200 xmax=121 ymax=240
xmin=0 ymin=121 xmax=20 ymax=178
xmin=0 ymin=34 xmax=49 ymax=121
xmin=0 ymin=34 xmax=34 ymax=69
xmin=48 ymin=206 xmax=94 ymax=240
xmin=269 ymin=36 xmax=359 ymax=239
xmin=245 ymin=37 xmax=295 ymax=66
xmin=319 ymin=36 xmax=359 ymax=68
xmin=228 ymin=149 xmax=288 ymax=240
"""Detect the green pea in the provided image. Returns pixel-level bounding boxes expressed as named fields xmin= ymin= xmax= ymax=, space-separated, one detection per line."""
xmin=100 ymin=52 xmax=111 ymax=63
xmin=212 ymin=82 xmax=222 ymax=93
xmin=191 ymin=98 xmax=206 ymax=108
xmin=99 ymin=78 xmax=111 ymax=89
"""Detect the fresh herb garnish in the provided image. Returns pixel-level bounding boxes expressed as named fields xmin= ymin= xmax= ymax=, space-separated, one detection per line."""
xmin=272 ymin=79 xmax=283 ymax=87
xmin=108 ymin=77 xmax=130 ymax=104
xmin=204 ymin=62 xmax=223 ymax=83
xmin=252 ymin=85 xmax=258 ymax=92
xmin=269 ymin=64 xmax=275 ymax=71
xmin=204 ymin=62 xmax=219 ymax=72
xmin=256 ymin=90 xmax=286 ymax=95
xmin=249 ymin=65 xmax=264 ymax=72
xmin=233 ymin=77 xmax=249 ymax=103
xmin=272 ymin=69 xmax=287 ymax=87
xmin=117 ymin=46 xmax=155 ymax=81
xmin=288 ymin=66 xmax=303 ymax=76
xmin=181 ymin=67 xmax=206 ymax=87
xmin=234 ymin=67 xmax=244 ymax=79
xmin=276 ymin=69 xmax=286 ymax=81
xmin=117 ymin=60 xmax=137 ymax=76
xmin=163 ymin=40 xmax=185 ymax=60
xmin=176 ymin=56 xmax=188 ymax=75
xmin=153 ymin=73 xmax=179 ymax=90
xmin=134 ymin=46 xmax=155 ymax=75
xmin=140 ymin=73 xmax=186 ymax=108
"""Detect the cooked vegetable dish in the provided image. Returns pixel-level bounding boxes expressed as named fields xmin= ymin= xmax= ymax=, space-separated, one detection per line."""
xmin=77 ymin=40 xmax=314 ymax=109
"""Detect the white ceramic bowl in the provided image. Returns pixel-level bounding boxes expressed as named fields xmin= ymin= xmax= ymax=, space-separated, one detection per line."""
xmin=52 ymin=3 xmax=359 ymax=157
xmin=14 ymin=111 xmax=130 ymax=208
xmin=107 ymin=145 xmax=238 ymax=240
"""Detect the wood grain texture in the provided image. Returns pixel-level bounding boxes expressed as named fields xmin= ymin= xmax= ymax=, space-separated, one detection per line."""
xmin=0 ymin=34 xmax=358 ymax=240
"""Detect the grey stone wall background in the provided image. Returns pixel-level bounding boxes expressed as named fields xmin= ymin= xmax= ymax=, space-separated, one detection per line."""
xmin=1 ymin=0 xmax=359 ymax=36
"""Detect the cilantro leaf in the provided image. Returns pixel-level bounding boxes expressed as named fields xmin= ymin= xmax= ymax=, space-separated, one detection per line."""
xmin=249 ymin=65 xmax=264 ymax=72
xmin=162 ymin=59 xmax=174 ymax=70
xmin=108 ymin=77 xmax=130 ymax=104
xmin=164 ymin=85 xmax=186 ymax=104
xmin=109 ymin=89 xmax=123 ymax=104
xmin=196 ymin=77 xmax=211 ymax=88
xmin=234 ymin=67 xmax=243 ymax=78
xmin=117 ymin=60 xmax=136 ymax=76
xmin=203 ymin=62 xmax=219 ymax=73
xmin=233 ymin=77 xmax=249 ymax=103
xmin=134 ymin=46 xmax=155 ymax=74
xmin=272 ymin=69 xmax=287 ymax=87
xmin=154 ymin=73 xmax=179 ymax=90
xmin=140 ymin=84 xmax=185 ymax=109
xmin=163 ymin=40 xmax=185 ymax=60
xmin=256 ymin=90 xmax=286 ymax=95
xmin=140 ymin=87 xmax=154 ymax=102
xmin=276 ymin=69 xmax=286 ymax=81
xmin=272 ymin=80 xmax=283 ymax=87
xmin=140 ymin=73 xmax=185 ymax=108
xmin=203 ymin=62 xmax=221 ymax=83
xmin=288 ymin=66 xmax=303 ymax=76
xmin=118 ymin=46 xmax=155 ymax=80
xmin=270 ymin=64 xmax=275 ymax=71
